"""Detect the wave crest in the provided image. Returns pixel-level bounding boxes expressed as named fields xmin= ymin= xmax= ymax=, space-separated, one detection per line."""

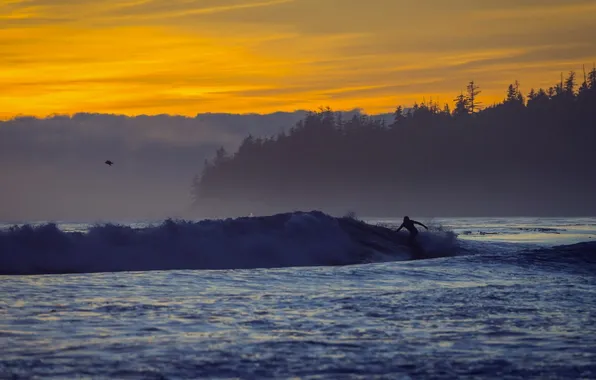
xmin=0 ymin=211 xmax=458 ymax=275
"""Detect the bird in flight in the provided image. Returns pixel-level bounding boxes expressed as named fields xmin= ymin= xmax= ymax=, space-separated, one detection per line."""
xmin=105 ymin=160 xmax=114 ymax=166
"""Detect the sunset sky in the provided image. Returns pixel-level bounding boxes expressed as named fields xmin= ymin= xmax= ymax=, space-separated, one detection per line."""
xmin=1 ymin=0 xmax=595 ymax=119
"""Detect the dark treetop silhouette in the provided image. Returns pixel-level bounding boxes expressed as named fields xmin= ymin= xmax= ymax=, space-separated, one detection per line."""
xmin=191 ymin=69 xmax=596 ymax=217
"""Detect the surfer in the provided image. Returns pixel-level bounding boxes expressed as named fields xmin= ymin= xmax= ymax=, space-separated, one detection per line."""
xmin=396 ymin=216 xmax=428 ymax=245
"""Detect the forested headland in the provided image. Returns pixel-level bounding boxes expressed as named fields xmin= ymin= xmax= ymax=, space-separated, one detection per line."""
xmin=192 ymin=69 xmax=596 ymax=217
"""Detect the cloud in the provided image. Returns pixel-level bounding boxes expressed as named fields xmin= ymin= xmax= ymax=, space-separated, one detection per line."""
xmin=0 ymin=0 xmax=594 ymax=117
xmin=0 ymin=0 xmax=295 ymax=26
xmin=104 ymin=0 xmax=295 ymax=21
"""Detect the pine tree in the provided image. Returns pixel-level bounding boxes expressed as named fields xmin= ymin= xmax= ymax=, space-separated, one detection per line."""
xmin=588 ymin=65 xmax=596 ymax=90
xmin=564 ymin=71 xmax=576 ymax=94
xmin=214 ymin=146 xmax=229 ymax=165
xmin=554 ymin=73 xmax=564 ymax=96
xmin=453 ymin=92 xmax=469 ymax=117
xmin=443 ymin=103 xmax=451 ymax=115
xmin=393 ymin=105 xmax=406 ymax=125
xmin=505 ymin=80 xmax=524 ymax=105
xmin=579 ymin=65 xmax=589 ymax=94
xmin=466 ymin=81 xmax=482 ymax=114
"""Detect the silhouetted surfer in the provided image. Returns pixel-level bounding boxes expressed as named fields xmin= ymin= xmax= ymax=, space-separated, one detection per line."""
xmin=105 ymin=160 xmax=113 ymax=166
xmin=396 ymin=216 xmax=428 ymax=245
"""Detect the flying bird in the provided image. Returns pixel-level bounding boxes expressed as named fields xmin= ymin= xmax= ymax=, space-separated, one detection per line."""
xmin=105 ymin=160 xmax=113 ymax=166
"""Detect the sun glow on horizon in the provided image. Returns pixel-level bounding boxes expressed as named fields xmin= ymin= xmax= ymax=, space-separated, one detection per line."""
xmin=1 ymin=0 xmax=595 ymax=119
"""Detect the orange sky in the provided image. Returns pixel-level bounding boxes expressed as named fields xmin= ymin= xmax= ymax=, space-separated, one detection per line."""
xmin=1 ymin=0 xmax=595 ymax=119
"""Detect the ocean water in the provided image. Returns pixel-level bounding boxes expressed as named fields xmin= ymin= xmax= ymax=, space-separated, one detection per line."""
xmin=1 ymin=215 xmax=596 ymax=379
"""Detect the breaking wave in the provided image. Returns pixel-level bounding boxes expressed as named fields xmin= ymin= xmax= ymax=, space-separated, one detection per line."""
xmin=0 ymin=211 xmax=458 ymax=275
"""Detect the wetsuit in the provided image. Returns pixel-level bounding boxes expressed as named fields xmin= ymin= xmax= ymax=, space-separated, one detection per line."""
xmin=403 ymin=220 xmax=419 ymax=244
xmin=396 ymin=218 xmax=428 ymax=245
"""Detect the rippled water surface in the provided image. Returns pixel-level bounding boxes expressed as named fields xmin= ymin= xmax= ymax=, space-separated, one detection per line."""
xmin=1 ymin=217 xmax=596 ymax=379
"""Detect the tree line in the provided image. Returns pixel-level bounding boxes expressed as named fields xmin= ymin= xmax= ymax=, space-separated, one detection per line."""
xmin=191 ymin=68 xmax=596 ymax=217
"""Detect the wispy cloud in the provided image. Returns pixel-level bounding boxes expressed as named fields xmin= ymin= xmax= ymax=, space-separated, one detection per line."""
xmin=104 ymin=0 xmax=295 ymax=21
xmin=0 ymin=0 xmax=296 ymax=24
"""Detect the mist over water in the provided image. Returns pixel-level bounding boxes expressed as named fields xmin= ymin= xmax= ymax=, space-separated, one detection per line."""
xmin=0 ymin=112 xmax=307 ymax=221
xmin=0 ymin=110 xmax=396 ymax=222
xmin=3 ymin=71 xmax=596 ymax=222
